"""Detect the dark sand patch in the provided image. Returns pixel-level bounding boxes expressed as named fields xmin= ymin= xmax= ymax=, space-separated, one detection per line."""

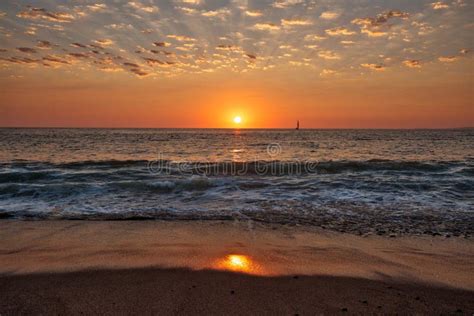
xmin=1 ymin=268 xmax=473 ymax=315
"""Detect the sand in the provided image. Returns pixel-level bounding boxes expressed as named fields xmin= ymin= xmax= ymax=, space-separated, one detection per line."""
xmin=0 ymin=220 xmax=473 ymax=314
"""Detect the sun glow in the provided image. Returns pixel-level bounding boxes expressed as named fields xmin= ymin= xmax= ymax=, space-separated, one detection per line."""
xmin=213 ymin=254 xmax=263 ymax=274
xmin=233 ymin=116 xmax=242 ymax=124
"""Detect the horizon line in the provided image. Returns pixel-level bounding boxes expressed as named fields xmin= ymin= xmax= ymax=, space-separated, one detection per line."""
xmin=0 ymin=126 xmax=473 ymax=130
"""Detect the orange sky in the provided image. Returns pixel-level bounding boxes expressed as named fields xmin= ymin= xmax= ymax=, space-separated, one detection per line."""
xmin=0 ymin=0 xmax=473 ymax=128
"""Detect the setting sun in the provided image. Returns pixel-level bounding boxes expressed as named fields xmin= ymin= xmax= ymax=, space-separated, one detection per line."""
xmin=233 ymin=116 xmax=242 ymax=124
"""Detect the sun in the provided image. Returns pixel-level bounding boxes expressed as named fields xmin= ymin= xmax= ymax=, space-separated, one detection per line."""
xmin=233 ymin=116 xmax=242 ymax=124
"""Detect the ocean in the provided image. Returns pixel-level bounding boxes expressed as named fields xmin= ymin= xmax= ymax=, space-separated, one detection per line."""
xmin=0 ymin=128 xmax=473 ymax=236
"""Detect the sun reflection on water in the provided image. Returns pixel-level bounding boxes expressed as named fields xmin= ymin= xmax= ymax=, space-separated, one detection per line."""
xmin=214 ymin=254 xmax=262 ymax=274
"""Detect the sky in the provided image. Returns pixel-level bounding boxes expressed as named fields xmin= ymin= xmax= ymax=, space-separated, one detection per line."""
xmin=0 ymin=0 xmax=472 ymax=128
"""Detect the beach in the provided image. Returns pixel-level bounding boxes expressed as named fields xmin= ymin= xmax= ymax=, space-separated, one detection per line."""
xmin=1 ymin=220 xmax=473 ymax=314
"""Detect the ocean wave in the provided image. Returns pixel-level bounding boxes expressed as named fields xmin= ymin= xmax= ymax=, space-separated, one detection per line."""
xmin=149 ymin=159 xmax=463 ymax=175
xmin=0 ymin=205 xmax=472 ymax=237
xmin=0 ymin=159 xmax=469 ymax=181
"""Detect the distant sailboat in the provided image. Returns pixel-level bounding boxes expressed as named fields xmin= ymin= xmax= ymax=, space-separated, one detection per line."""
xmin=296 ymin=120 xmax=300 ymax=130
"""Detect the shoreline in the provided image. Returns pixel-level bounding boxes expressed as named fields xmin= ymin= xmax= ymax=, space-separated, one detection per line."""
xmin=1 ymin=220 xmax=473 ymax=313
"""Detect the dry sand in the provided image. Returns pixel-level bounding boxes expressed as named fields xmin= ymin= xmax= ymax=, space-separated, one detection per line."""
xmin=0 ymin=220 xmax=473 ymax=314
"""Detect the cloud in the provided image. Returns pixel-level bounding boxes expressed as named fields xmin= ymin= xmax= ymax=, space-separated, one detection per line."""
xmin=69 ymin=53 xmax=89 ymax=59
xmin=17 ymin=47 xmax=38 ymax=54
xmin=93 ymin=39 xmax=114 ymax=46
xmin=127 ymin=2 xmax=159 ymax=13
xmin=43 ymin=55 xmax=71 ymax=65
xmin=320 ymin=69 xmax=336 ymax=76
xmin=71 ymin=42 xmax=88 ymax=48
xmin=176 ymin=7 xmax=198 ymax=15
xmin=340 ymin=40 xmax=355 ymax=45
xmin=17 ymin=7 xmax=76 ymax=23
xmin=154 ymin=42 xmax=171 ymax=47
xmin=304 ymin=34 xmax=326 ymax=41
xmin=178 ymin=0 xmax=202 ymax=4
xmin=272 ymin=0 xmax=304 ymax=9
xmin=245 ymin=53 xmax=257 ymax=59
xmin=123 ymin=62 xmax=141 ymax=68
xmin=438 ymin=56 xmax=457 ymax=62
xmin=252 ymin=23 xmax=280 ymax=31
xmin=36 ymin=40 xmax=53 ymax=49
xmin=403 ymin=60 xmax=422 ymax=68
xmin=167 ymin=35 xmax=196 ymax=42
xmin=216 ymin=44 xmax=240 ymax=51
xmin=281 ymin=19 xmax=313 ymax=27
xmin=201 ymin=9 xmax=231 ymax=20
xmin=87 ymin=4 xmax=107 ymax=12
xmin=318 ymin=50 xmax=340 ymax=60
xmin=106 ymin=23 xmax=134 ymax=30
xmin=325 ymin=27 xmax=356 ymax=36
xmin=130 ymin=68 xmax=151 ymax=77
xmin=361 ymin=63 xmax=385 ymax=71
xmin=431 ymin=2 xmax=449 ymax=9
xmin=0 ymin=11 xmax=6 ymax=17
xmin=245 ymin=10 xmax=262 ymax=17
xmin=320 ymin=12 xmax=340 ymax=20
xmin=352 ymin=10 xmax=408 ymax=37
xmin=143 ymin=57 xmax=165 ymax=66
xmin=0 ymin=56 xmax=41 ymax=65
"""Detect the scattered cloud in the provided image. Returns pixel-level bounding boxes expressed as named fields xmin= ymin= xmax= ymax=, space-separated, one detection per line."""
xmin=281 ymin=19 xmax=313 ymax=27
xmin=272 ymin=0 xmax=304 ymax=9
xmin=130 ymin=68 xmax=151 ymax=77
xmin=71 ymin=43 xmax=88 ymax=49
xmin=252 ymin=23 xmax=280 ymax=31
xmin=318 ymin=50 xmax=341 ymax=60
xmin=325 ymin=27 xmax=356 ymax=36
xmin=17 ymin=47 xmax=38 ymax=54
xmin=352 ymin=10 xmax=408 ymax=37
xmin=167 ymin=35 xmax=196 ymax=42
xmin=176 ymin=7 xmax=198 ymax=15
xmin=17 ymin=7 xmax=76 ymax=23
xmin=179 ymin=0 xmax=202 ymax=4
xmin=93 ymin=39 xmax=114 ymax=46
xmin=304 ymin=34 xmax=326 ymax=41
xmin=36 ymin=41 xmax=53 ymax=49
xmin=361 ymin=63 xmax=385 ymax=71
xmin=69 ymin=53 xmax=89 ymax=59
xmin=320 ymin=69 xmax=336 ymax=76
xmin=403 ymin=60 xmax=422 ymax=68
xmin=438 ymin=56 xmax=457 ymax=62
xmin=245 ymin=10 xmax=262 ymax=17
xmin=106 ymin=23 xmax=134 ymax=30
xmin=127 ymin=2 xmax=159 ymax=13
xmin=201 ymin=9 xmax=231 ymax=20
xmin=320 ymin=12 xmax=340 ymax=20
xmin=87 ymin=4 xmax=107 ymax=12
xmin=431 ymin=2 xmax=450 ymax=9
xmin=43 ymin=55 xmax=71 ymax=66
xmin=154 ymin=42 xmax=171 ymax=47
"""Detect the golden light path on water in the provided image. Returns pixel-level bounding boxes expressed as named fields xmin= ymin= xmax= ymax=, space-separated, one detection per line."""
xmin=213 ymin=254 xmax=264 ymax=275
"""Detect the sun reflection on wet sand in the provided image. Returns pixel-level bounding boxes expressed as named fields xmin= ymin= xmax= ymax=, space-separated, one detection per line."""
xmin=213 ymin=254 xmax=263 ymax=275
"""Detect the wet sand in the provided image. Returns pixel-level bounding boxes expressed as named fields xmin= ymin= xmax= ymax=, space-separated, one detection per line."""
xmin=0 ymin=220 xmax=473 ymax=314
